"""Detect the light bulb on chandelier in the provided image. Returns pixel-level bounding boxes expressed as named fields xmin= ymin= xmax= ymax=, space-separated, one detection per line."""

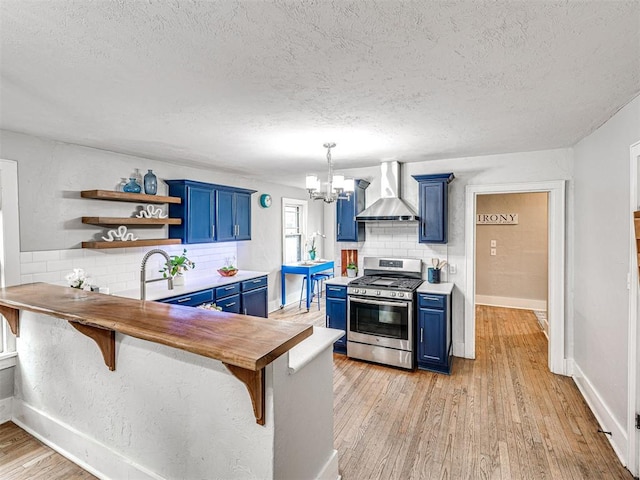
xmin=306 ymin=143 xmax=355 ymax=203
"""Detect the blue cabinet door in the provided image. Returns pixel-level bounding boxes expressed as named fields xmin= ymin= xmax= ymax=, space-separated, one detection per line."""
xmin=418 ymin=307 xmax=445 ymax=365
xmin=216 ymin=189 xmax=252 ymax=241
xmin=412 ymin=173 xmax=454 ymax=244
xmin=216 ymin=189 xmax=236 ymax=242
xmin=187 ymin=185 xmax=216 ymax=243
xmin=326 ymin=296 xmax=347 ymax=353
xmin=234 ymin=191 xmax=252 ymax=240
xmin=242 ymin=287 xmax=267 ymax=318
xmin=336 ymin=179 xmax=369 ymax=242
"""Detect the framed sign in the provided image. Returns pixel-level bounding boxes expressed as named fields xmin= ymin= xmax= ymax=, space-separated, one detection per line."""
xmin=476 ymin=213 xmax=519 ymax=225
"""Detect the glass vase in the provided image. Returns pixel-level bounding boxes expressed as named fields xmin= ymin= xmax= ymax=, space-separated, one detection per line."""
xmin=309 ymin=250 xmax=316 ymax=260
xmin=144 ymin=169 xmax=158 ymax=195
xmin=122 ymin=177 xmax=141 ymax=193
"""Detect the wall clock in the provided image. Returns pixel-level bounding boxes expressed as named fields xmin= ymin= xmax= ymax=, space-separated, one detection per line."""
xmin=259 ymin=193 xmax=272 ymax=208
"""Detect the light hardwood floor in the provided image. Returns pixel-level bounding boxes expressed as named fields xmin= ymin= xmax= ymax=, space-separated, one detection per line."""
xmin=1 ymin=302 xmax=632 ymax=479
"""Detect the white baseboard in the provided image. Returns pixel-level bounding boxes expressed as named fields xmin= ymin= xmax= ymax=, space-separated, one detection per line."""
xmin=0 ymin=396 xmax=12 ymax=424
xmin=453 ymin=342 xmax=466 ymax=358
xmin=571 ymin=361 xmax=628 ymax=466
xmin=12 ymin=399 xmax=165 ymax=480
xmin=316 ymin=448 xmax=340 ymax=480
xmin=475 ymin=294 xmax=547 ymax=311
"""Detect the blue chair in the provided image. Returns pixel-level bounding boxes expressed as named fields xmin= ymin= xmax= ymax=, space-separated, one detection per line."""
xmin=299 ymin=275 xmax=321 ymax=310
xmin=312 ymin=271 xmax=334 ymax=299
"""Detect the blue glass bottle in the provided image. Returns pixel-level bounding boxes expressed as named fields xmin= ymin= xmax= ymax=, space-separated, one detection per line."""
xmin=143 ymin=169 xmax=157 ymax=195
xmin=123 ymin=177 xmax=141 ymax=193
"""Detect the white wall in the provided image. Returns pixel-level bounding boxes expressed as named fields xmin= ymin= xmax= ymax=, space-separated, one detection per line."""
xmin=332 ymin=149 xmax=573 ymax=356
xmin=572 ymin=94 xmax=640 ymax=452
xmin=0 ymin=130 xmax=323 ymax=310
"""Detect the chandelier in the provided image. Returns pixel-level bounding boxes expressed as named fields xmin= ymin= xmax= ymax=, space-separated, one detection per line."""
xmin=306 ymin=143 xmax=354 ymax=203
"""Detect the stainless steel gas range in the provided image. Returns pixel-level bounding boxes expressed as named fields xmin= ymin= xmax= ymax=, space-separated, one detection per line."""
xmin=347 ymin=257 xmax=423 ymax=369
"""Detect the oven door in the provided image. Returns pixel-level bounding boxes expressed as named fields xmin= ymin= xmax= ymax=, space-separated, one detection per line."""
xmin=347 ymin=295 xmax=413 ymax=351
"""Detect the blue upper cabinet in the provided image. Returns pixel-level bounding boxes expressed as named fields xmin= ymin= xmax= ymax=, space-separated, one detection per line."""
xmin=336 ymin=179 xmax=369 ymax=242
xmin=166 ymin=180 xmax=255 ymax=244
xmin=216 ymin=187 xmax=253 ymax=242
xmin=411 ymin=173 xmax=454 ymax=244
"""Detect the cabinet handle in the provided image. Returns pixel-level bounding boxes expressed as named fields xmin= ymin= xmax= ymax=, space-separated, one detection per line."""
xmin=421 ymin=328 xmax=424 ymax=343
xmin=422 ymin=223 xmax=426 ymax=237
xmin=244 ymin=308 xmax=247 ymax=314
xmin=422 ymin=296 xmax=440 ymax=301
xmin=337 ymin=223 xmax=341 ymax=236
xmin=225 ymin=302 xmax=236 ymax=307
xmin=224 ymin=286 xmax=234 ymax=290
xmin=328 ymin=287 xmax=341 ymax=292
xmin=212 ymin=225 xmax=215 ymax=238
xmin=252 ymin=279 xmax=261 ymax=283
xmin=177 ymin=297 xmax=192 ymax=303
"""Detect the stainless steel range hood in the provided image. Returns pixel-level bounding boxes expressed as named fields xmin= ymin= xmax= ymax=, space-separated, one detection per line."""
xmin=356 ymin=161 xmax=419 ymax=222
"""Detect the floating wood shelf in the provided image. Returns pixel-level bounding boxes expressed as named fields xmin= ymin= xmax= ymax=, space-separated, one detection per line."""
xmin=82 ymin=217 xmax=182 ymax=226
xmin=82 ymin=239 xmax=181 ymax=249
xmin=81 ymin=190 xmax=181 ymax=204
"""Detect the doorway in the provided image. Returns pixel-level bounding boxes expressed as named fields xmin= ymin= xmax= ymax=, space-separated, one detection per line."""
xmin=464 ymin=181 xmax=566 ymax=375
xmin=474 ymin=192 xmax=549 ymax=339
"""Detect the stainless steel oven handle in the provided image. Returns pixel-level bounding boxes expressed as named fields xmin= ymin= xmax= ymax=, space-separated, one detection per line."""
xmin=349 ymin=297 xmax=410 ymax=308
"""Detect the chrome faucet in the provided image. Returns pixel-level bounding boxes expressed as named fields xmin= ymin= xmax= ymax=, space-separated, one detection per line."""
xmin=140 ymin=249 xmax=174 ymax=301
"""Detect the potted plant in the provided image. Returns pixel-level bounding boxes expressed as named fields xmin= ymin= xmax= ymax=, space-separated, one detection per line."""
xmin=346 ymin=262 xmax=358 ymax=278
xmin=218 ymin=256 xmax=238 ymax=277
xmin=160 ymin=249 xmax=195 ymax=285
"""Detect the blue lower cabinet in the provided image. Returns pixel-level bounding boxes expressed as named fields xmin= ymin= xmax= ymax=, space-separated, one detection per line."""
xmin=325 ymin=285 xmax=347 ymax=353
xmin=417 ymin=293 xmax=452 ymax=374
xmin=157 ymin=276 xmax=268 ymax=318
xmin=159 ymin=289 xmax=214 ymax=307
xmin=217 ymin=293 xmax=241 ymax=313
xmin=241 ymin=276 xmax=268 ymax=318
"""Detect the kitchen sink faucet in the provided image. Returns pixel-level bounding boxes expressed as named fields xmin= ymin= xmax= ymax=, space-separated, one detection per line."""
xmin=140 ymin=249 xmax=174 ymax=300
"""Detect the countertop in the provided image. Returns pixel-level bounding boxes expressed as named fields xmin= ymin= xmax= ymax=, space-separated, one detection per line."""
xmin=417 ymin=282 xmax=454 ymax=295
xmin=0 ymin=283 xmax=310 ymax=372
xmin=324 ymin=276 xmax=356 ymax=286
xmin=115 ymin=270 xmax=269 ymax=301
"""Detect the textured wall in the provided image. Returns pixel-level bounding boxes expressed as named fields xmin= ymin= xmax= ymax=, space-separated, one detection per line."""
xmin=476 ymin=192 xmax=548 ymax=305
xmin=0 ymin=368 xmax=14 ymax=399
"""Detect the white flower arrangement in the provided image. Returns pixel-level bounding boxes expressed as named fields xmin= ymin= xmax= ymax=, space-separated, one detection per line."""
xmin=65 ymin=268 xmax=91 ymax=290
xmin=306 ymin=231 xmax=325 ymax=255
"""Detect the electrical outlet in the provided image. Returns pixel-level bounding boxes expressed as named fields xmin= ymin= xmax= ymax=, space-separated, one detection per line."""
xmin=449 ymin=264 xmax=457 ymax=274
xmin=490 ymin=240 xmax=497 ymax=247
xmin=490 ymin=248 xmax=497 ymax=256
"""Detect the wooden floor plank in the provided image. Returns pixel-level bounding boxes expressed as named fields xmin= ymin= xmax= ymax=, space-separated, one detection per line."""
xmin=1 ymin=303 xmax=633 ymax=480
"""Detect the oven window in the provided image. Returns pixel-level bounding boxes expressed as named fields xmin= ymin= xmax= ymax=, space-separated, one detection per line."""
xmin=350 ymin=300 xmax=409 ymax=340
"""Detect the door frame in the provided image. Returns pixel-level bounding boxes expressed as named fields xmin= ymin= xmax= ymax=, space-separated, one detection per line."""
xmin=627 ymin=140 xmax=640 ymax=476
xmin=464 ymin=180 xmax=566 ymax=375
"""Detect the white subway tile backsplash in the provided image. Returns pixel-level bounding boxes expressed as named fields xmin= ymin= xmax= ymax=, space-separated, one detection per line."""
xmin=32 ymin=250 xmax=60 ymax=262
xmin=20 ymin=243 xmax=238 ymax=293
xmin=21 ymin=261 xmax=48 ymax=274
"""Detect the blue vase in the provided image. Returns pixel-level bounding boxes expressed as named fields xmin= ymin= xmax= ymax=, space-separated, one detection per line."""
xmin=123 ymin=177 xmax=141 ymax=193
xmin=144 ymin=169 xmax=157 ymax=195
xmin=309 ymin=250 xmax=316 ymax=260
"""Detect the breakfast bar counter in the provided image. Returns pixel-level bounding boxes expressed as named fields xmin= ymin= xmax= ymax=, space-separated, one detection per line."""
xmin=0 ymin=282 xmax=339 ymax=479
xmin=0 ymin=282 xmax=311 ymax=425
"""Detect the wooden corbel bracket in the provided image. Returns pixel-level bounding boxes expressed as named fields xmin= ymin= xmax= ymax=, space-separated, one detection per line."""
xmin=224 ymin=363 xmax=265 ymax=426
xmin=69 ymin=322 xmax=116 ymax=371
xmin=0 ymin=305 xmax=19 ymax=336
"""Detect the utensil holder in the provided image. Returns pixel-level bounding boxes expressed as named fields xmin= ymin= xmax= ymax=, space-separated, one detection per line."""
xmin=428 ymin=267 xmax=441 ymax=284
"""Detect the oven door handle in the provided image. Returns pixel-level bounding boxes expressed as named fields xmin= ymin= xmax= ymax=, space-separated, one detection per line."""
xmin=350 ymin=297 xmax=410 ymax=308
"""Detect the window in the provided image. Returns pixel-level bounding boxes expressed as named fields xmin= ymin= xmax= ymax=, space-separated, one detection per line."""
xmin=282 ymin=198 xmax=307 ymax=264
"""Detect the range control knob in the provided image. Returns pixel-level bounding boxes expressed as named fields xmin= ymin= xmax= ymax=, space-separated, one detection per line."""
xmin=353 ymin=288 xmax=359 ymax=294
xmin=398 ymin=292 xmax=405 ymax=297
xmin=390 ymin=292 xmax=396 ymax=297
xmin=361 ymin=289 xmax=366 ymax=294
xmin=376 ymin=290 xmax=381 ymax=295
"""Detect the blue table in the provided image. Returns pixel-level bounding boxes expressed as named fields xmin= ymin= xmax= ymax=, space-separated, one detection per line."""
xmin=281 ymin=260 xmax=335 ymax=311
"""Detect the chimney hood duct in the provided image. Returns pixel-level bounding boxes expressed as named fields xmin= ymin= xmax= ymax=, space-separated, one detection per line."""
xmin=356 ymin=161 xmax=419 ymax=222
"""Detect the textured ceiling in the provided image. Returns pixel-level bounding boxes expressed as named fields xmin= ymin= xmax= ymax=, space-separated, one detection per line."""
xmin=1 ymin=1 xmax=639 ymax=184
